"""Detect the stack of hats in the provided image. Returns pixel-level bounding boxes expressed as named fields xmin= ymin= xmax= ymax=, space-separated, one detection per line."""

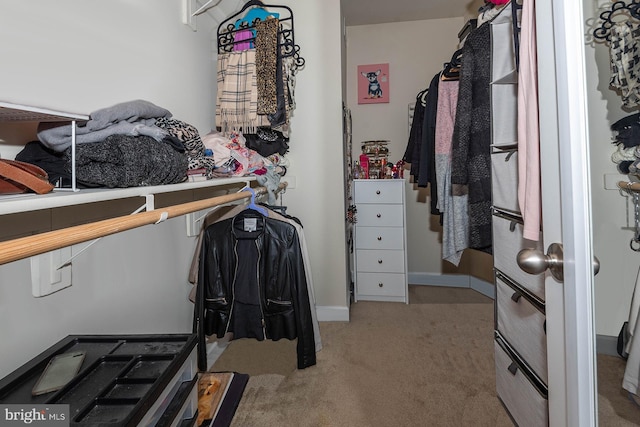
xmin=611 ymin=113 xmax=640 ymax=176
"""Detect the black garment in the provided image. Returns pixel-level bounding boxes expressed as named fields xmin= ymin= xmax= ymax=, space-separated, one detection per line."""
xmin=244 ymin=128 xmax=289 ymax=157
xmin=403 ymin=90 xmax=427 ymax=179
xmin=611 ymin=113 xmax=640 ymax=148
xmin=418 ymin=72 xmax=442 ymax=217
xmin=417 ymin=72 xmax=440 ymax=188
xmin=15 ymin=140 xmax=75 ymax=188
xmin=451 ymin=23 xmax=493 ymax=253
xmin=196 ymin=209 xmax=316 ymax=370
xmin=66 ymin=134 xmax=188 ymax=188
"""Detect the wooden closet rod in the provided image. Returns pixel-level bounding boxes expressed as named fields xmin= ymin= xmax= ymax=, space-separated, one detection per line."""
xmin=0 ymin=185 xmax=282 ymax=266
xmin=618 ymin=181 xmax=640 ymax=192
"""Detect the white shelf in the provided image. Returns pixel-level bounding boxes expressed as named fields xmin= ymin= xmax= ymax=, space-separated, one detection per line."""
xmin=0 ymin=176 xmax=256 ymax=215
xmin=0 ymin=101 xmax=259 ymax=217
xmin=0 ymin=101 xmax=88 ymax=122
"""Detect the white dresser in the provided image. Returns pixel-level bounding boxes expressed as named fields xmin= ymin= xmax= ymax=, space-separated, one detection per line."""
xmin=353 ymin=179 xmax=408 ymax=303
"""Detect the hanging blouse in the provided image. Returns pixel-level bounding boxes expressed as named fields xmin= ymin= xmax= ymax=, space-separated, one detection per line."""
xmin=610 ymin=21 xmax=640 ymax=108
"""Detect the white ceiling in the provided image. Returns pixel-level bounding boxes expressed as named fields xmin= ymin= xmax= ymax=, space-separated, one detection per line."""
xmin=341 ymin=0 xmax=483 ymax=26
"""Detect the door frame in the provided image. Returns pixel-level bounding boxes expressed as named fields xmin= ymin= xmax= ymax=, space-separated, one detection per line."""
xmin=537 ymin=0 xmax=598 ymax=425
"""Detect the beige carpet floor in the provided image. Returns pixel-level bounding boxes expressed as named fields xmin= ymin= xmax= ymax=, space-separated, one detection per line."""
xmin=211 ymin=286 xmax=640 ymax=426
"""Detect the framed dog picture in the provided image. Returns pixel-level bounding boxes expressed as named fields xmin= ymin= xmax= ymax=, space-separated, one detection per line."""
xmin=357 ymin=63 xmax=390 ymax=104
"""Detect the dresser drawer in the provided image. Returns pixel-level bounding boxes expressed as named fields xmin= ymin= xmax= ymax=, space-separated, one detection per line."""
xmin=492 ymin=212 xmax=545 ymax=301
xmin=491 ymin=148 xmax=520 ymax=214
xmin=355 ymin=226 xmax=404 ymax=250
xmin=495 ymin=337 xmax=548 ymax=427
xmin=356 ymin=249 xmax=405 ymax=273
xmin=356 ymin=204 xmax=404 ymax=227
xmin=354 ymin=179 xmax=405 ymax=204
xmin=356 ymin=272 xmax=406 ymax=297
xmin=496 ymin=274 xmax=547 ymax=384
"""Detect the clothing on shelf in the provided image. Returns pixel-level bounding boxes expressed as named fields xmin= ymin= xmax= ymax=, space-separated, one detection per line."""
xmin=155 ymin=117 xmax=217 ymax=178
xmin=37 ymin=100 xmax=172 ymax=152
xmin=64 ymin=134 xmax=187 ymax=188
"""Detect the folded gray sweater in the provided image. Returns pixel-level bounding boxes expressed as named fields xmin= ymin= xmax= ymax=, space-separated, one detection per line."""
xmin=38 ymin=100 xmax=172 ymax=152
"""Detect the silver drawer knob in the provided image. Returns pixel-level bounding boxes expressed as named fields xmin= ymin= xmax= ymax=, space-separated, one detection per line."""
xmin=377 ymin=236 xmax=382 ymax=241
xmin=376 ymin=190 xmax=381 ymax=195
xmin=378 ymin=283 xmax=384 ymax=287
xmin=378 ymin=259 xmax=383 ymax=264
xmin=376 ymin=213 xmax=381 ymax=218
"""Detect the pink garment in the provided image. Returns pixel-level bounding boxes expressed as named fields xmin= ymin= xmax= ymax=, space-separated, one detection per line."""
xmin=489 ymin=0 xmax=510 ymax=4
xmin=517 ymin=0 xmax=541 ymax=241
xmin=233 ymin=29 xmax=253 ymax=51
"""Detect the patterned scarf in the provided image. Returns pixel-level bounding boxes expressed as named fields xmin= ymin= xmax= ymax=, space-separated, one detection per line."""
xmin=255 ymin=17 xmax=279 ymax=115
xmin=216 ymin=49 xmax=272 ymax=133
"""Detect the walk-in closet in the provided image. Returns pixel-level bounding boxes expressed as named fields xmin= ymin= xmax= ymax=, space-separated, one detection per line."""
xmin=0 ymin=0 xmax=638 ymax=425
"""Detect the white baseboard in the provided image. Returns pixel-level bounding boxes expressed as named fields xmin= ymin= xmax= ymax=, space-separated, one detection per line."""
xmin=470 ymin=276 xmax=495 ymax=300
xmin=408 ymin=272 xmax=495 ymax=300
xmin=408 ymin=272 xmax=471 ymax=288
xmin=596 ymin=334 xmax=620 ymax=356
xmin=316 ymin=273 xmax=495 ymax=324
xmin=316 ymin=305 xmax=350 ymax=322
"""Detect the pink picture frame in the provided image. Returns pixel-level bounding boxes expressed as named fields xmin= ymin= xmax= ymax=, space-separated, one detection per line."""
xmin=357 ymin=63 xmax=390 ymax=104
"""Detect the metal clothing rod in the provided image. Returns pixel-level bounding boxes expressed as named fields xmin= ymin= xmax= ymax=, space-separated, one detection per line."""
xmin=0 ymin=185 xmax=279 ymax=266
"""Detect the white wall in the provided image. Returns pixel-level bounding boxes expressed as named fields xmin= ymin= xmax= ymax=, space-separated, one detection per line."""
xmin=0 ymin=0 xmax=347 ymax=376
xmin=583 ymin=1 xmax=640 ymax=337
xmin=345 ymin=18 xmax=494 ymax=282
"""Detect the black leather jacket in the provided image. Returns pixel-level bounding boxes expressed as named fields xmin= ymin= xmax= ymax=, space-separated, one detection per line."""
xmin=196 ymin=209 xmax=316 ymax=369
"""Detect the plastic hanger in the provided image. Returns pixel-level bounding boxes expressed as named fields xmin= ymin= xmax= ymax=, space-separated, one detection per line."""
xmin=235 ymin=1 xmax=279 ymax=29
xmin=243 ymin=186 xmax=267 ymax=215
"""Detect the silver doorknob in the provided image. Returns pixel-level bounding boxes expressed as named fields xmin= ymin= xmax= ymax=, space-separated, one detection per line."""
xmin=517 ymin=243 xmax=600 ymax=282
xmin=517 ymin=243 xmax=564 ymax=281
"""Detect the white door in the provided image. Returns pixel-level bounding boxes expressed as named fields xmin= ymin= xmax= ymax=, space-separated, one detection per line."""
xmin=535 ymin=0 xmax=598 ymax=425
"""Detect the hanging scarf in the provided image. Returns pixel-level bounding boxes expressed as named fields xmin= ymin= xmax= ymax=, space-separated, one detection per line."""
xmin=255 ymin=17 xmax=279 ymax=116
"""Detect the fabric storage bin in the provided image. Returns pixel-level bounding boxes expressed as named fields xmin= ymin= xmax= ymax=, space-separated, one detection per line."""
xmin=490 ymin=84 xmax=518 ymax=147
xmin=495 ymin=336 xmax=548 ymax=427
xmin=491 ymin=148 xmax=520 ymax=214
xmin=492 ymin=212 xmax=545 ymax=300
xmin=490 ymin=7 xmax=517 ymax=84
xmin=496 ymin=273 xmax=547 ymax=384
